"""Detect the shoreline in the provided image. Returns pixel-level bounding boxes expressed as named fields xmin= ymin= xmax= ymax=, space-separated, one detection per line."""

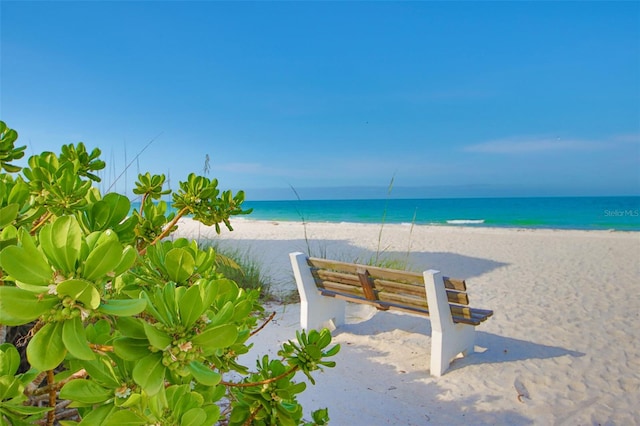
xmin=174 ymin=218 xmax=640 ymax=425
xmin=226 ymin=216 xmax=640 ymax=234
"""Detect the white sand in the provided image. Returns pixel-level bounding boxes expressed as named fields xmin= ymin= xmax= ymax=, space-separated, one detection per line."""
xmin=175 ymin=218 xmax=640 ymax=425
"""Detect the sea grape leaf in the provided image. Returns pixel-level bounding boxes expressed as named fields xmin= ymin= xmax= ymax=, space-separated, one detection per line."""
xmin=60 ymin=378 xmax=111 ymax=404
xmin=143 ymin=322 xmax=172 ymax=350
xmin=57 ymin=279 xmax=100 ymax=310
xmin=50 ymin=216 xmax=83 ymax=274
xmin=115 ymin=317 xmax=146 ymax=339
xmin=181 ymin=408 xmax=207 ymax=426
xmin=187 ymin=361 xmax=221 ymax=386
xmin=101 ymin=409 xmax=147 ymax=426
xmin=98 ymin=298 xmax=147 ymax=317
xmin=191 ymin=324 xmax=237 ymax=353
xmin=0 ymin=244 xmax=52 ymax=286
xmin=26 ymin=322 xmax=66 ymax=371
xmin=178 ymin=285 xmax=205 ymax=329
xmin=164 ymin=248 xmax=195 ymax=283
xmin=82 ymin=238 xmax=122 ymax=281
xmin=113 ymin=245 xmax=137 ymax=276
xmin=77 ymin=358 xmax=120 ymax=389
xmin=132 ymin=353 xmax=165 ymax=396
xmin=77 ymin=404 xmax=115 ymax=425
xmin=206 ymin=301 xmax=234 ymax=328
xmin=203 ymin=405 xmax=221 ymax=426
xmin=0 ymin=344 xmax=21 ymax=377
xmin=0 ymin=286 xmax=58 ymax=326
xmin=113 ymin=337 xmax=152 ymax=361
xmin=0 ymin=203 xmax=19 ymax=228
xmin=62 ymin=316 xmax=95 ymax=360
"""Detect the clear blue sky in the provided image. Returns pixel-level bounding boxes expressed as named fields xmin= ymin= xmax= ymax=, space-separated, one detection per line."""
xmin=1 ymin=1 xmax=639 ymax=200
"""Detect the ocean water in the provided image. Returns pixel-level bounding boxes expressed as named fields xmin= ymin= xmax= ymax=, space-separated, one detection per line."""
xmin=133 ymin=196 xmax=640 ymax=231
xmin=239 ymin=197 xmax=640 ymax=231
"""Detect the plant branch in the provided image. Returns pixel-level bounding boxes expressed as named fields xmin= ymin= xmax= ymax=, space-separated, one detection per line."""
xmin=89 ymin=343 xmax=115 ymax=353
xmin=221 ymin=365 xmax=299 ymax=388
xmin=243 ymin=406 xmax=262 ymax=426
xmin=31 ymin=212 xmax=53 ymax=235
xmin=250 ymin=311 xmax=276 ymax=337
xmin=139 ymin=206 xmax=190 ymax=255
xmin=46 ymin=370 xmax=56 ymax=426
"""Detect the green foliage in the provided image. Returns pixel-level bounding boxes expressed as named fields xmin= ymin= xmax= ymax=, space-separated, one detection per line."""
xmin=0 ymin=121 xmax=26 ymax=173
xmin=0 ymin=120 xmax=338 ymax=425
xmin=173 ymin=173 xmax=253 ymax=231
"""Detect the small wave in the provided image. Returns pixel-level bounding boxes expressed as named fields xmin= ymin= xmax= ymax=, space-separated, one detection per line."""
xmin=446 ymin=219 xmax=485 ymax=225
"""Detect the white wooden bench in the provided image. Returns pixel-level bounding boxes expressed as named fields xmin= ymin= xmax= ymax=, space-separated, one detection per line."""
xmin=289 ymin=252 xmax=493 ymax=376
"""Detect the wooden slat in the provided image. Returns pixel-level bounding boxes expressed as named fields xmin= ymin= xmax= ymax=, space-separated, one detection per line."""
xmin=378 ymin=291 xmax=428 ymax=311
xmin=318 ymin=281 xmax=364 ymax=296
xmin=309 ymin=257 xmax=424 ymax=284
xmin=443 ymin=277 xmax=466 ymax=291
xmin=318 ymin=289 xmax=431 ymax=317
xmin=446 ymin=290 xmax=469 ymax=305
xmin=315 ymin=270 xmax=360 ymax=286
xmin=371 ymin=278 xmax=426 ymax=297
xmin=357 ymin=269 xmax=376 ymax=301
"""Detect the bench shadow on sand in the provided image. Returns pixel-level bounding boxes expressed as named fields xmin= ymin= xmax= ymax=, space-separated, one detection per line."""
xmin=340 ymin=309 xmax=585 ymax=372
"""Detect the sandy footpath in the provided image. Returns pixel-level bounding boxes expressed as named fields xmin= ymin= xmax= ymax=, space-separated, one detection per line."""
xmin=175 ymin=218 xmax=640 ymax=425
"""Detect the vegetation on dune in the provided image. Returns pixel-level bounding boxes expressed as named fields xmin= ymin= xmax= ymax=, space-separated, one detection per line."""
xmin=0 ymin=121 xmax=338 ymax=426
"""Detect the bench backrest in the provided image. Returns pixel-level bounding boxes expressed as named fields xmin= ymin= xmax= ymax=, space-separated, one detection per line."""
xmin=307 ymin=257 xmax=487 ymax=325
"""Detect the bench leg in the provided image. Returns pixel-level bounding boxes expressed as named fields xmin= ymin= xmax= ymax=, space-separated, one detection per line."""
xmin=424 ymin=269 xmax=477 ymax=376
xmin=430 ymin=324 xmax=476 ymax=377
xmin=290 ymin=252 xmax=346 ymax=331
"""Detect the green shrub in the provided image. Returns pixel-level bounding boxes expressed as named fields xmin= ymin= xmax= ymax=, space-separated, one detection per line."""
xmin=0 ymin=121 xmax=338 ymax=425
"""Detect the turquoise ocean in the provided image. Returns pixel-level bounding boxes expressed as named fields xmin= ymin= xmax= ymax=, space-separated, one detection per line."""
xmin=151 ymin=196 xmax=640 ymax=232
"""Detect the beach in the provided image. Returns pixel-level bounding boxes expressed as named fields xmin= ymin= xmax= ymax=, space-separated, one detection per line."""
xmin=176 ymin=218 xmax=640 ymax=425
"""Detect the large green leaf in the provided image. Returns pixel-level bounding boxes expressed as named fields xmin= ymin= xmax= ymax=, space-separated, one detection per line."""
xmin=0 ymin=245 xmax=52 ymax=286
xmin=57 ymin=279 xmax=100 ymax=310
xmin=178 ymin=285 xmax=205 ymax=329
xmin=78 ymin=358 xmax=121 ymax=389
xmin=0 ymin=375 xmax=23 ymax=400
xmin=0 ymin=343 xmax=21 ymax=376
xmin=0 ymin=286 xmax=58 ymax=326
xmin=113 ymin=337 xmax=152 ymax=361
xmin=132 ymin=353 xmax=165 ymax=396
xmin=62 ymin=317 xmax=95 ymax=360
xmin=26 ymin=322 xmax=66 ymax=371
xmin=187 ymin=361 xmax=221 ymax=386
xmin=143 ymin=322 xmax=172 ymax=350
xmin=115 ymin=317 xmax=146 ymax=339
xmin=102 ymin=409 xmax=147 ymax=426
xmin=59 ymin=378 xmax=111 ymax=404
xmin=82 ymin=238 xmax=123 ymax=281
xmin=181 ymin=407 xmax=207 ymax=426
xmin=103 ymin=193 xmax=131 ymax=224
xmin=98 ymin=298 xmax=147 ymax=317
xmin=165 ymin=248 xmax=195 ymax=283
xmin=77 ymin=404 xmax=115 ymax=425
xmin=206 ymin=301 xmax=234 ymax=328
xmin=0 ymin=203 xmax=19 ymax=228
xmin=113 ymin=245 xmax=137 ymax=276
xmin=203 ymin=405 xmax=221 ymax=426
xmin=191 ymin=324 xmax=238 ymax=353
xmin=42 ymin=216 xmax=82 ymax=274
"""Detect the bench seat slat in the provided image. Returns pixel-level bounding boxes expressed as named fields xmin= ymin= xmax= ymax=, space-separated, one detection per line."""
xmin=317 ymin=288 xmax=492 ymax=325
xmin=318 ymin=280 xmax=429 ymax=311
